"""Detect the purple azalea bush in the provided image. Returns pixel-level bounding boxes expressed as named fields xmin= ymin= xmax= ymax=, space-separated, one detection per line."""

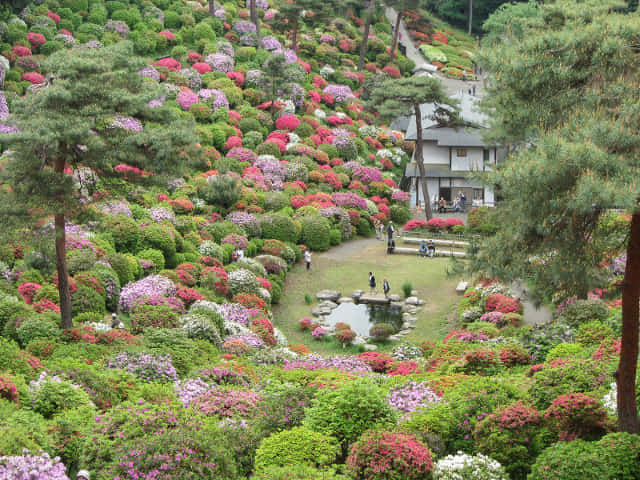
xmin=283 ymin=354 xmax=372 ymax=374
xmin=0 ymin=450 xmax=69 ymax=480
xmin=119 ymin=275 xmax=176 ymax=312
xmin=107 ymin=352 xmax=178 ymax=383
xmin=386 ymin=381 xmax=442 ymax=419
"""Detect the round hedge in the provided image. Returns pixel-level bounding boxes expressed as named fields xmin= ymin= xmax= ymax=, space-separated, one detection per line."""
xmin=261 ymin=213 xmax=300 ymax=243
xmin=254 ymin=426 xmax=340 ymax=472
xmin=300 ymin=215 xmax=331 ymax=251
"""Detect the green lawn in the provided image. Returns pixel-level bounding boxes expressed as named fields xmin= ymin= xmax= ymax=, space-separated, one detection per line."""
xmin=272 ymin=238 xmax=463 ymax=354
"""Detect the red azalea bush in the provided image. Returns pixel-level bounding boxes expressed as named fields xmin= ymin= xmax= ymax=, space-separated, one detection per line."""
xmin=382 ymin=65 xmax=401 ymax=78
xmin=12 ymin=45 xmax=32 ymax=56
xmin=156 ymin=57 xmax=181 ymax=71
xmin=22 ymin=72 xmax=45 ymax=84
xmin=485 ymin=293 xmax=522 ymax=314
xmin=445 ymin=217 xmax=464 ymax=230
xmin=190 ymin=388 xmax=262 ymax=418
xmin=544 ymin=393 xmax=610 ymax=441
xmin=47 ymin=11 xmax=61 ymax=23
xmin=232 ymin=293 xmax=268 ymax=313
xmin=346 ymin=430 xmax=434 ymax=480
xmin=0 ymin=374 xmax=20 ymax=404
xmin=251 ymin=317 xmax=276 ymax=346
xmin=499 ymin=344 xmax=531 ymax=366
xmin=358 ymin=352 xmax=396 ymax=373
xmin=275 ymin=115 xmax=300 ymax=131
xmin=426 ymin=217 xmax=447 ymax=231
xmin=96 ymin=329 xmax=140 ymax=345
xmin=33 ymin=299 xmax=60 ymax=313
xmin=176 ymin=286 xmax=204 ymax=307
xmin=168 ymin=198 xmax=194 ymax=214
xmin=335 ymin=328 xmax=356 ymax=346
xmin=62 ymin=326 xmax=97 ymax=344
xmin=27 ymin=32 xmax=47 ymax=48
xmin=461 ymin=348 xmax=501 ymax=375
xmin=388 ymin=361 xmax=423 ymax=376
xmin=18 ymin=282 xmax=42 ymax=304
xmin=158 ymin=30 xmax=176 ymax=42
xmin=404 ymin=219 xmax=428 ymax=231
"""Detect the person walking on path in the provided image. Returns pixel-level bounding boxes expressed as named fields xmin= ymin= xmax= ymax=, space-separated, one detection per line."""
xmin=368 ymin=272 xmax=377 ymax=293
xmin=383 ymin=278 xmax=390 ymax=297
xmin=304 ymin=250 xmax=312 ymax=271
xmin=387 ymin=221 xmax=394 ymax=241
xmin=460 ymin=191 xmax=466 ymax=212
xmin=387 ymin=238 xmax=395 ymax=254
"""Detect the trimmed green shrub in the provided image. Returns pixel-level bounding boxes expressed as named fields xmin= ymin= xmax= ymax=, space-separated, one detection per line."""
xmin=557 ymin=299 xmax=609 ymax=327
xmin=261 ymin=213 xmax=300 ymax=243
xmin=304 ymin=378 xmax=397 ymax=452
xmin=17 ymin=317 xmax=60 ymax=347
xmin=203 ymin=175 xmax=241 ymax=209
xmin=137 ymin=248 xmax=165 ymax=273
xmin=254 ymin=427 xmax=340 ymax=472
xmin=300 ymin=216 xmax=331 ymax=251
xmin=252 ymin=465 xmax=349 ymax=480
xmin=141 ymin=224 xmax=176 ymax=259
xmin=102 ymin=215 xmax=141 ymax=253
xmin=369 ymin=323 xmax=394 ymax=341
xmin=528 ymin=439 xmax=608 ymax=480
xmin=71 ymin=286 xmax=106 ymax=316
xmin=131 ymin=305 xmax=180 ymax=334
xmin=32 ymin=378 xmax=93 ymax=419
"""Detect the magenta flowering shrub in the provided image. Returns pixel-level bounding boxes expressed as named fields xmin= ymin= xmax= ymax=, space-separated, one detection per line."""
xmin=386 ymin=382 xmax=442 ymax=419
xmin=0 ymin=450 xmax=69 ymax=480
xmin=221 ymin=233 xmax=249 ymax=249
xmin=331 ymin=192 xmax=367 ymax=209
xmin=391 ymin=190 xmax=410 ymax=203
xmin=107 ymin=352 xmax=178 ymax=383
xmin=323 ymin=84 xmax=355 ymax=103
xmin=227 ymin=146 xmax=257 ymax=163
xmin=119 ymin=275 xmax=177 ymax=312
xmin=174 ymin=377 xmax=214 ymax=407
xmin=283 ymin=354 xmax=372 ymax=374
xmin=227 ymin=332 xmax=266 ymax=349
xmin=311 ymin=326 xmax=326 ymax=340
xmin=544 ymin=393 xmax=610 ymax=441
xmin=177 ymin=89 xmax=199 ymax=110
xmin=346 ymin=430 xmax=434 ymax=480
xmin=353 ymin=166 xmax=383 ymax=184
xmin=479 ymin=311 xmax=506 ymax=326
xmin=190 ymin=388 xmax=262 ymax=418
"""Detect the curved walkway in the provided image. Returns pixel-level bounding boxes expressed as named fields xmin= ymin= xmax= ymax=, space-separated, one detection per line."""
xmin=384 ymin=7 xmax=484 ymax=97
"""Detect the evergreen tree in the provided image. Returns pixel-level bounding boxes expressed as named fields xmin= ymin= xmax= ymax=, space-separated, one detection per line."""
xmin=358 ymin=0 xmax=378 ymax=71
xmin=477 ymin=0 xmax=640 ymax=432
xmin=368 ymin=76 xmax=457 ymax=219
xmin=0 ymin=42 xmax=200 ymax=329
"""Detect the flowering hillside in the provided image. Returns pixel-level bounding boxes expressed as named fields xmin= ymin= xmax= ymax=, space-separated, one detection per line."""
xmin=0 ymin=1 xmax=638 ymax=480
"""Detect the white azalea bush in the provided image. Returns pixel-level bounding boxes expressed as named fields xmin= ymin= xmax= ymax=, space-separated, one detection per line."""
xmin=180 ymin=312 xmax=222 ymax=346
xmin=433 ymin=452 xmax=508 ymax=480
xmin=199 ymin=240 xmax=223 ymax=260
xmin=228 ymin=268 xmax=261 ymax=296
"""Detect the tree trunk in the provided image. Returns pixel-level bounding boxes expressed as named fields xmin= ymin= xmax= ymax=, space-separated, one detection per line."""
xmin=414 ymin=103 xmax=433 ymax=220
xmin=209 ymin=0 xmax=214 ymax=16
xmin=291 ymin=20 xmax=299 ymax=53
xmin=357 ymin=0 xmax=376 ymax=71
xmin=390 ymin=11 xmax=402 ymax=61
xmin=54 ymin=157 xmax=72 ymax=329
xmin=468 ymin=0 xmax=473 ymax=35
xmin=617 ymin=211 xmax=640 ymax=433
xmin=250 ymin=0 xmax=261 ymax=49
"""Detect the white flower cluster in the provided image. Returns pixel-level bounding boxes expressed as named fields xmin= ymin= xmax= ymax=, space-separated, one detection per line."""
xmin=199 ymin=240 xmax=223 ymax=260
xmin=433 ymin=452 xmax=508 ymax=480
xmin=228 ymin=268 xmax=260 ymax=296
xmin=602 ymin=382 xmax=617 ymax=416
xmin=314 ymin=109 xmax=327 ymax=120
xmin=237 ymin=257 xmax=268 ymax=277
xmin=476 ymin=282 xmax=513 ymax=301
xmin=84 ymin=322 xmax=112 ymax=333
xmin=359 ymin=124 xmax=379 ymax=137
xmin=376 ymin=147 xmax=406 ymax=166
xmin=392 ymin=342 xmax=423 ymax=361
xmin=319 ymin=64 xmax=335 ymax=79
xmin=180 ymin=312 xmax=222 ymax=345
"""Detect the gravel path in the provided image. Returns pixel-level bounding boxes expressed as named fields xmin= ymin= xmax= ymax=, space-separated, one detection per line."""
xmin=318 ymin=237 xmax=382 ymax=261
xmin=384 ymin=7 xmax=484 ymax=97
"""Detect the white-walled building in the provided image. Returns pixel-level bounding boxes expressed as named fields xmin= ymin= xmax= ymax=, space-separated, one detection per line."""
xmin=403 ymin=93 xmax=503 ymax=208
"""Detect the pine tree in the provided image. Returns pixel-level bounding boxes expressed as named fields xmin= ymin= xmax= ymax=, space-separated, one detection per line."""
xmin=368 ymin=75 xmax=457 ymax=219
xmin=477 ymin=0 xmax=640 ymax=432
xmin=0 ymin=42 xmax=201 ymax=329
xmin=386 ymin=0 xmax=421 ymax=61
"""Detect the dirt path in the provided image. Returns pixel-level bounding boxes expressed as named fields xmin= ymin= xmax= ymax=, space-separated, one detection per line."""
xmin=318 ymin=237 xmax=383 ymax=261
xmin=384 ymin=7 xmax=484 ymax=97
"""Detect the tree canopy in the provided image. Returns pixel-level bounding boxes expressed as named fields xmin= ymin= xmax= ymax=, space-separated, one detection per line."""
xmin=476 ymin=0 xmax=640 ymax=432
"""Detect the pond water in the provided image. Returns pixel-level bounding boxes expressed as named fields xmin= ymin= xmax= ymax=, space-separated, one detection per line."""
xmin=323 ymin=302 xmax=403 ymax=337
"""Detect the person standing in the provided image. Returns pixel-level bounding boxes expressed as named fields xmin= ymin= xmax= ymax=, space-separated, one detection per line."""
xmin=304 ymin=250 xmax=312 ymax=271
xmin=428 ymin=240 xmax=436 ymax=258
xmin=383 ymin=278 xmax=390 ymax=297
xmin=454 ymin=196 xmax=461 ymax=213
xmin=460 ymin=191 xmax=466 ymax=212
xmin=368 ymin=272 xmax=376 ymax=293
xmin=387 ymin=221 xmax=394 ymax=241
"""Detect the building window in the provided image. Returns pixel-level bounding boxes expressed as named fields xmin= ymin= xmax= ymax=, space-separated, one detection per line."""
xmin=473 ymin=188 xmax=484 ymax=201
xmin=483 ymin=149 xmax=490 ymax=162
xmin=456 ymin=148 xmax=467 ymax=157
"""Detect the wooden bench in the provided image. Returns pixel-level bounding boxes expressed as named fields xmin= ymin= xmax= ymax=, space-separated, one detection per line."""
xmin=391 ymin=247 xmax=467 ymax=258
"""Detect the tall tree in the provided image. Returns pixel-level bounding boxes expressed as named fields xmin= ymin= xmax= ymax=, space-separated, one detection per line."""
xmin=0 ymin=42 xmax=200 ymax=329
xmin=278 ymin=0 xmax=335 ymax=53
xmin=387 ymin=0 xmax=421 ymax=61
xmin=368 ymin=76 xmax=457 ymax=219
xmin=477 ymin=0 xmax=640 ymax=432
xmin=250 ymin=0 xmax=262 ymax=49
xmin=358 ymin=0 xmax=378 ymax=71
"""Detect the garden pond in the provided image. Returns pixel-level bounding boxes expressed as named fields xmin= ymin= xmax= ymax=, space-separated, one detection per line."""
xmin=323 ymin=301 xmax=403 ymax=337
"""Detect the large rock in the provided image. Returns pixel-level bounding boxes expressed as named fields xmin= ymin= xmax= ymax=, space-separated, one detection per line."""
xmin=318 ymin=300 xmax=338 ymax=310
xmin=337 ymin=297 xmax=353 ymax=304
xmin=456 ymin=281 xmax=470 ymax=294
xmin=405 ymin=296 xmax=420 ymax=305
xmin=359 ymin=293 xmax=391 ymax=304
xmin=316 ymin=290 xmax=341 ymax=302
xmin=352 ymin=336 xmax=367 ymax=345
xmin=363 ymin=344 xmax=378 ymax=351
xmin=352 ymin=290 xmax=364 ymax=301
xmin=388 ymin=294 xmax=401 ymax=302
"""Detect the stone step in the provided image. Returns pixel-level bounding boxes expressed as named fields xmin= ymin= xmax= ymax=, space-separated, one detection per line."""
xmin=358 ymin=293 xmax=391 ymax=304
